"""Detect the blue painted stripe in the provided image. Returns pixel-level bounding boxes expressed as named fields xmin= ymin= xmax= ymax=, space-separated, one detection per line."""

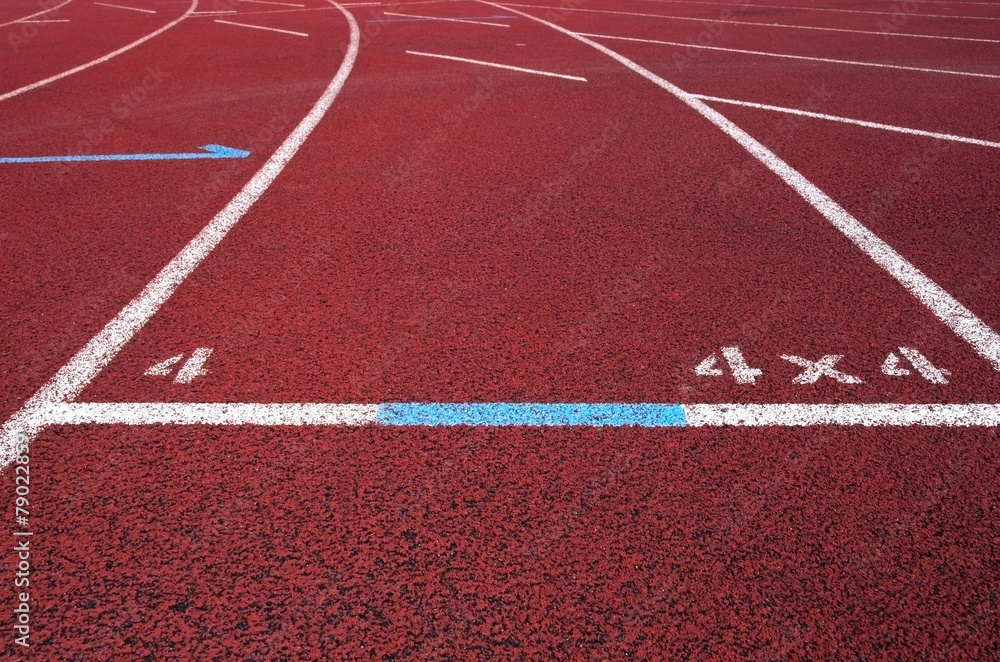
xmin=375 ymin=403 xmax=687 ymax=427
xmin=0 ymin=144 xmax=249 ymax=164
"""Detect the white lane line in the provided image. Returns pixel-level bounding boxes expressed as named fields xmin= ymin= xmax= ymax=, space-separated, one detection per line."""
xmin=17 ymin=18 xmax=71 ymax=22
xmin=638 ymin=0 xmax=1000 ymax=22
xmin=0 ymin=0 xmax=196 ymax=103
xmin=241 ymin=0 xmax=306 ymax=6
xmin=219 ymin=5 xmax=332 ymax=13
xmin=0 ymin=1 xmax=360 ymax=469
xmin=684 ymin=404 xmax=1000 ymax=426
xmin=385 ymin=10 xmax=510 ymax=26
xmin=692 ymin=94 xmax=1000 ymax=150
xmin=0 ymin=0 xmax=74 ymax=28
xmin=504 ymin=3 xmax=1000 ymax=44
xmin=47 ymin=402 xmax=379 ymax=425
xmin=406 ymin=49 xmax=586 ymax=81
xmin=215 ymin=17 xmax=308 ymax=35
xmin=95 ymin=2 xmax=157 ymax=13
xmin=191 ymin=10 xmax=237 ymax=13
xmin=38 ymin=402 xmax=1000 ymax=427
xmin=486 ymin=1 xmax=1000 ymax=372
xmin=577 ymin=31 xmax=1000 ymax=80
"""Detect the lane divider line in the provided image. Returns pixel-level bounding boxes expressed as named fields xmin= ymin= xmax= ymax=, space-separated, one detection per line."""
xmin=0 ymin=0 xmax=197 ymax=103
xmin=691 ymin=94 xmax=1000 ymax=150
xmin=0 ymin=1 xmax=360 ymax=469
xmin=503 ymin=3 xmax=1000 ymax=45
xmin=40 ymin=402 xmax=1000 ymax=427
xmin=241 ymin=0 xmax=306 ymax=7
xmin=214 ymin=17 xmax=309 ymax=35
xmin=0 ymin=0 xmax=73 ymax=28
xmin=576 ymin=31 xmax=1000 ymax=80
xmin=384 ymin=11 xmax=511 ymax=26
xmin=94 ymin=2 xmax=157 ymax=13
xmin=17 ymin=18 xmax=71 ymax=22
xmin=484 ymin=0 xmax=1000 ymax=373
xmin=406 ymin=49 xmax=587 ymax=81
xmin=638 ymin=0 xmax=1000 ymax=22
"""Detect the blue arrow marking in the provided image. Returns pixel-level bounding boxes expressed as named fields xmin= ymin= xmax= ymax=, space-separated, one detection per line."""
xmin=0 ymin=144 xmax=250 ymax=164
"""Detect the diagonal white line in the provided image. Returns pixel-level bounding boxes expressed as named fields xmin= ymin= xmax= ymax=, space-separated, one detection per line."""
xmin=406 ymin=49 xmax=586 ymax=81
xmin=0 ymin=1 xmax=360 ymax=469
xmin=504 ymin=2 xmax=1000 ymax=44
xmin=576 ymin=31 xmax=1000 ymax=80
xmin=215 ymin=17 xmax=308 ymax=35
xmin=0 ymin=0 xmax=73 ymax=28
xmin=95 ymin=2 xmax=157 ymax=13
xmin=484 ymin=0 xmax=1000 ymax=374
xmin=692 ymin=94 xmax=1000 ymax=149
xmin=384 ymin=10 xmax=510 ymax=26
xmin=1 ymin=0 xmax=194 ymax=103
xmin=241 ymin=0 xmax=306 ymax=6
xmin=639 ymin=0 xmax=1000 ymax=22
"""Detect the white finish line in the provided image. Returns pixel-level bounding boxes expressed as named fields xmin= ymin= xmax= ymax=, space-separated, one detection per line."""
xmin=37 ymin=402 xmax=1000 ymax=427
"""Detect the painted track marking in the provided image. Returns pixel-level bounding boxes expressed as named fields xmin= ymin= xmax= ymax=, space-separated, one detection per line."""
xmin=215 ymin=17 xmax=309 ymax=35
xmin=0 ymin=0 xmax=360 ymax=469
xmin=384 ymin=10 xmax=510 ymax=26
xmin=242 ymin=0 xmax=306 ymax=6
xmin=406 ymin=50 xmax=587 ymax=81
xmin=0 ymin=0 xmax=74 ymax=29
xmin=39 ymin=402 xmax=1000 ymax=427
xmin=0 ymin=144 xmax=251 ymax=163
xmin=485 ymin=0 xmax=1000 ymax=372
xmin=504 ymin=3 xmax=1000 ymax=44
xmin=639 ymin=0 xmax=1000 ymax=22
xmin=17 ymin=18 xmax=71 ymax=22
xmin=691 ymin=95 xmax=1000 ymax=150
xmin=0 ymin=0 xmax=197 ymax=103
xmin=94 ymin=1 xmax=158 ymax=13
xmin=577 ymin=32 xmax=1000 ymax=80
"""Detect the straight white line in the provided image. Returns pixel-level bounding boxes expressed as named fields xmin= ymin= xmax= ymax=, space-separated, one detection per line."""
xmin=0 ymin=0 xmax=73 ymax=28
xmin=47 ymin=402 xmax=379 ymax=425
xmin=38 ymin=402 xmax=1000 ymax=427
xmin=191 ymin=10 xmax=237 ymax=13
xmin=215 ymin=17 xmax=308 ymax=35
xmin=0 ymin=0 xmax=195 ymax=103
xmin=577 ymin=31 xmax=1000 ymax=80
xmin=385 ymin=10 xmax=510 ymax=26
xmin=241 ymin=0 xmax=306 ymax=6
xmin=0 ymin=1 xmax=359 ymax=469
xmin=638 ymin=0 xmax=1000 ymax=22
xmin=406 ymin=49 xmax=586 ymax=81
xmin=692 ymin=94 xmax=1000 ymax=150
xmin=95 ymin=2 xmax=157 ymax=13
xmin=683 ymin=404 xmax=1000 ymax=426
xmin=486 ymin=1 xmax=1000 ymax=371
xmin=504 ymin=3 xmax=1000 ymax=44
xmin=17 ymin=18 xmax=71 ymax=22
xmin=220 ymin=5 xmax=332 ymax=14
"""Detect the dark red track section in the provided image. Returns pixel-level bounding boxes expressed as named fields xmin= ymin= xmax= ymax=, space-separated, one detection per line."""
xmin=2 ymin=0 xmax=999 ymax=658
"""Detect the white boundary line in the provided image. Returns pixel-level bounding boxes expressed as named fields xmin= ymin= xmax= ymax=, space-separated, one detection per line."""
xmin=215 ymin=17 xmax=308 ymax=35
xmin=684 ymin=403 xmax=1000 ymax=426
xmin=0 ymin=1 xmax=360 ymax=468
xmin=406 ymin=49 xmax=586 ymax=81
xmin=577 ymin=31 xmax=1000 ymax=80
xmin=94 ymin=1 xmax=157 ymax=13
xmin=385 ymin=10 xmax=510 ymax=27
xmin=638 ymin=0 xmax=1000 ymax=22
xmin=0 ymin=0 xmax=196 ymax=103
xmin=484 ymin=1 xmax=1000 ymax=370
xmin=38 ymin=402 xmax=1000 ymax=427
xmin=692 ymin=94 xmax=1000 ymax=149
xmin=18 ymin=18 xmax=71 ymax=22
xmin=0 ymin=0 xmax=74 ymax=28
xmin=241 ymin=0 xmax=306 ymax=7
xmin=503 ymin=3 xmax=1000 ymax=44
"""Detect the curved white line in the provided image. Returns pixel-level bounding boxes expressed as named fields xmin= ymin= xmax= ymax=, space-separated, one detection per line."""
xmin=481 ymin=1 xmax=1000 ymax=372
xmin=0 ymin=0 xmax=198 ymax=103
xmin=0 ymin=0 xmax=74 ymax=29
xmin=0 ymin=2 xmax=361 ymax=469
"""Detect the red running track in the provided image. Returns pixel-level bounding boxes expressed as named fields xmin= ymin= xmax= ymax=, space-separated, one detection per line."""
xmin=1 ymin=0 xmax=999 ymax=657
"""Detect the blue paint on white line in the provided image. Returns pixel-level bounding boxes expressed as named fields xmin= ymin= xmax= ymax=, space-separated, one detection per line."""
xmin=376 ymin=403 xmax=688 ymax=427
xmin=0 ymin=144 xmax=250 ymax=164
